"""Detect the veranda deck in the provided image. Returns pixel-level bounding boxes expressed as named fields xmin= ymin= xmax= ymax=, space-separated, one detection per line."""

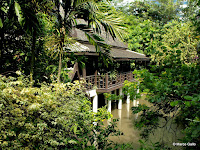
xmin=85 ymin=71 xmax=134 ymax=93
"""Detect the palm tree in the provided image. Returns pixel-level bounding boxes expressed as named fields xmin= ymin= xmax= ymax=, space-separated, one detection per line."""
xmin=0 ymin=0 xmax=47 ymax=85
xmin=46 ymin=0 xmax=125 ymax=82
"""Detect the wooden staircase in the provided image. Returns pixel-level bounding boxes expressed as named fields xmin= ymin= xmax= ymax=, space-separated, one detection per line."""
xmin=68 ymin=62 xmax=79 ymax=80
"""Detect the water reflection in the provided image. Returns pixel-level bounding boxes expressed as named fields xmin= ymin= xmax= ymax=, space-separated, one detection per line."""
xmin=104 ymin=97 xmax=183 ymax=149
xmin=104 ymin=100 xmax=141 ymax=149
xmin=127 ymin=103 xmax=130 ymax=119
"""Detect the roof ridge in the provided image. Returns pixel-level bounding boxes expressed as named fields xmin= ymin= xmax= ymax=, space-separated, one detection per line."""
xmin=126 ymin=49 xmax=146 ymax=56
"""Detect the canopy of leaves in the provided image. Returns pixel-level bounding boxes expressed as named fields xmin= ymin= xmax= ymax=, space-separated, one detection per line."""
xmin=151 ymin=20 xmax=198 ymax=65
xmin=123 ymin=0 xmax=182 ymax=24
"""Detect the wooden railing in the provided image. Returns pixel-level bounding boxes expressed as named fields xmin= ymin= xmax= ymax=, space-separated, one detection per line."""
xmin=85 ymin=71 xmax=134 ymax=91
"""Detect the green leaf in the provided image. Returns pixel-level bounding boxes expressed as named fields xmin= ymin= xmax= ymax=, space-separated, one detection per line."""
xmin=184 ymin=95 xmax=193 ymax=100
xmin=73 ymin=124 xmax=77 ymax=134
xmin=173 ymin=82 xmax=181 ymax=86
xmin=0 ymin=18 xmax=3 ymax=28
xmin=1 ymin=5 xmax=8 ymax=13
xmin=25 ymin=56 xmax=28 ymax=61
xmin=170 ymin=101 xmax=179 ymax=107
xmin=191 ymin=127 xmax=200 ymax=137
xmin=68 ymin=139 xmax=77 ymax=144
xmin=185 ymin=101 xmax=191 ymax=107
xmin=20 ymin=52 xmax=25 ymax=56
xmin=176 ymin=50 xmax=181 ymax=53
xmin=14 ymin=1 xmax=23 ymax=25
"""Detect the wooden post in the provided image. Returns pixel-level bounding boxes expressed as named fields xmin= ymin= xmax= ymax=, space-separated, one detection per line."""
xmin=114 ymin=90 xmax=117 ymax=102
xmin=105 ymin=73 xmax=108 ymax=89
xmin=77 ymin=63 xmax=81 ymax=80
xmin=120 ymin=74 xmax=122 ymax=84
xmin=94 ymin=70 xmax=97 ymax=86
xmin=82 ymin=65 xmax=86 ymax=88
xmin=131 ymin=72 xmax=133 ymax=80
xmin=82 ymin=66 xmax=86 ymax=79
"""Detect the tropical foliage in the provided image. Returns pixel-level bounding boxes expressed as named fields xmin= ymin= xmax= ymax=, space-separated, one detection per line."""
xmin=119 ymin=0 xmax=200 ymax=149
xmin=0 ymin=74 xmax=123 ymax=149
xmin=1 ymin=0 xmax=200 ymax=149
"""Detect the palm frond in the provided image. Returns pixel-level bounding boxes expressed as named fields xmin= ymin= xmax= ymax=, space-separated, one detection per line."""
xmin=45 ymin=29 xmax=76 ymax=59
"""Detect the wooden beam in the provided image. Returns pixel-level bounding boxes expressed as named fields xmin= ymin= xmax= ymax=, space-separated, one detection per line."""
xmin=82 ymin=65 xmax=86 ymax=79
xmin=94 ymin=70 xmax=97 ymax=86
xmin=66 ymin=52 xmax=99 ymax=56
xmin=105 ymin=73 xmax=108 ymax=89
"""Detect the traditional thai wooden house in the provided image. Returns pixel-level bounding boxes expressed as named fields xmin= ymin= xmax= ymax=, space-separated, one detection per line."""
xmin=66 ymin=20 xmax=149 ymax=112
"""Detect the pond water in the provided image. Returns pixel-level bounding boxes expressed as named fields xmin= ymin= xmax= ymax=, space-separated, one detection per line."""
xmin=103 ymin=96 xmax=183 ymax=149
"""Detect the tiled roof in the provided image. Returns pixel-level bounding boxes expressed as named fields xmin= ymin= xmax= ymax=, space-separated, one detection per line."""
xmin=71 ymin=28 xmax=128 ymax=49
xmin=65 ymin=42 xmax=149 ymax=61
xmin=68 ymin=19 xmax=149 ymax=61
xmin=71 ymin=19 xmax=128 ymax=49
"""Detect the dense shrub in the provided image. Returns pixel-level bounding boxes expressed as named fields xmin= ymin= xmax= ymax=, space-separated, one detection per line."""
xmin=0 ymin=74 xmax=117 ymax=149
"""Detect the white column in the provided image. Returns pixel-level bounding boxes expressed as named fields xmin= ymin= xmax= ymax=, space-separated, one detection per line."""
xmin=127 ymin=103 xmax=130 ymax=118
xmin=136 ymin=101 xmax=139 ymax=107
xmin=89 ymin=90 xmax=98 ymax=126
xmin=107 ymin=118 xmax=111 ymax=125
xmin=108 ymin=100 xmax=111 ymax=113
xmin=107 ymin=92 xmax=111 ymax=113
xmin=133 ymin=100 xmax=137 ymax=107
xmin=118 ymin=109 xmax=122 ymax=129
xmin=93 ymin=94 xmax=98 ymax=113
xmin=133 ymin=84 xmax=137 ymax=106
xmin=114 ymin=90 xmax=117 ymax=102
xmin=118 ymin=88 xmax=122 ymax=109
xmin=126 ymin=93 xmax=130 ymax=104
xmin=135 ymin=113 xmax=139 ymax=120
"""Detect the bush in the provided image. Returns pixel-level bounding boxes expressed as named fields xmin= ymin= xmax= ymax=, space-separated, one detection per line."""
xmin=0 ymin=74 xmax=118 ymax=149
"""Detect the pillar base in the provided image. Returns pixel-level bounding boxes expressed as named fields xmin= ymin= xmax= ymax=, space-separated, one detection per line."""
xmin=118 ymin=88 xmax=123 ymax=109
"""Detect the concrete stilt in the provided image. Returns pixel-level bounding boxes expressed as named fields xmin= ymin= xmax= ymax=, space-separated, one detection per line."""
xmin=127 ymin=103 xmax=130 ymax=118
xmin=114 ymin=90 xmax=117 ymax=102
xmin=86 ymin=90 xmax=98 ymax=127
xmin=136 ymin=101 xmax=139 ymax=107
xmin=133 ymin=100 xmax=137 ymax=107
xmin=93 ymin=94 xmax=98 ymax=113
xmin=108 ymin=100 xmax=111 ymax=113
xmin=107 ymin=92 xmax=112 ymax=125
xmin=107 ymin=92 xmax=111 ymax=112
xmin=126 ymin=93 xmax=130 ymax=104
xmin=118 ymin=109 xmax=122 ymax=129
xmin=135 ymin=113 xmax=139 ymax=120
xmin=118 ymin=88 xmax=122 ymax=109
xmin=107 ymin=118 xmax=111 ymax=125
xmin=86 ymin=89 xmax=98 ymax=113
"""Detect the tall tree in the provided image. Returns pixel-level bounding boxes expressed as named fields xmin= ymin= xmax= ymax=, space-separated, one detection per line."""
xmin=127 ymin=0 xmax=182 ymax=24
xmin=0 ymin=0 xmax=49 ymax=85
xmin=46 ymin=0 xmax=125 ymax=82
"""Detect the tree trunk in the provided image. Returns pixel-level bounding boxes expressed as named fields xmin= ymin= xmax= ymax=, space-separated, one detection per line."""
xmin=0 ymin=11 xmax=4 ymax=71
xmin=30 ymin=29 xmax=36 ymax=86
xmin=57 ymin=52 xmax=62 ymax=83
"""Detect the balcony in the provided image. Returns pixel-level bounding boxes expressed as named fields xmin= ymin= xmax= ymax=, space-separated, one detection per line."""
xmin=84 ymin=71 xmax=134 ymax=93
